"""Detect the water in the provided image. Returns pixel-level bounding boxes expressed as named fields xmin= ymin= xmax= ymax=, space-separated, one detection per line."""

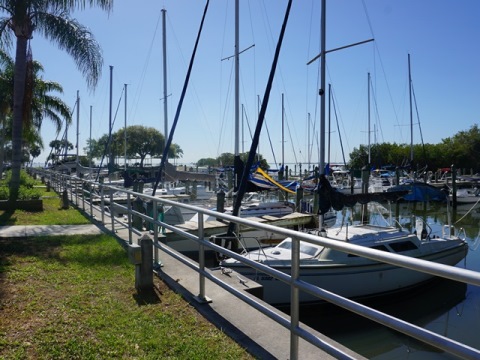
xmin=298 ymin=201 xmax=480 ymax=359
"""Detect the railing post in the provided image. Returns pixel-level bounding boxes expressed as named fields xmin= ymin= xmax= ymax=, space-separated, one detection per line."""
xmin=195 ymin=213 xmax=211 ymax=303
xmin=75 ymin=178 xmax=79 ymax=205
xmin=89 ymin=181 xmax=93 ymax=218
xmin=128 ymin=234 xmax=153 ymax=292
xmin=81 ymin=180 xmax=85 ymax=212
xmin=100 ymin=186 xmax=105 ymax=224
xmin=110 ymin=191 xmax=115 ymax=232
xmin=127 ymin=193 xmax=132 ymax=245
xmin=290 ymin=236 xmax=300 ymax=360
xmin=69 ymin=176 xmax=73 ymax=202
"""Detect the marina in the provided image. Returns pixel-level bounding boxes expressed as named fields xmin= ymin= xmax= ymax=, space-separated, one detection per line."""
xmin=33 ymin=168 xmax=480 ymax=359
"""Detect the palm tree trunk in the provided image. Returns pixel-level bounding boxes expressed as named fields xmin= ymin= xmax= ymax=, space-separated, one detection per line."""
xmin=10 ymin=36 xmax=28 ymax=203
xmin=0 ymin=114 xmax=5 ymax=177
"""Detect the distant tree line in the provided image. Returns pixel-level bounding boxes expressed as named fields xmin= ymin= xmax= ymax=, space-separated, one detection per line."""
xmin=348 ymin=124 xmax=480 ymax=173
xmin=84 ymin=125 xmax=183 ymax=168
xmin=196 ymin=152 xmax=269 ymax=170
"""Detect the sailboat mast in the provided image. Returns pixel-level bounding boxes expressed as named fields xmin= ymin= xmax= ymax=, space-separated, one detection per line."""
xmin=124 ymin=83 xmax=127 ymax=170
xmin=89 ymin=105 xmax=93 ymax=178
xmin=162 ymin=8 xmax=169 ymax=144
xmin=76 ymin=90 xmax=80 ymax=166
xmin=233 ymin=0 xmax=240 ymax=190
xmin=368 ymin=72 xmax=371 ymax=164
xmin=282 ymin=93 xmax=285 ymax=168
xmin=408 ymin=53 xmax=413 ymax=163
xmin=319 ymin=0 xmax=326 ymax=175
xmin=307 ymin=112 xmax=311 ymax=167
xmin=108 ymin=65 xmax=113 ymax=172
xmin=328 ymin=84 xmax=331 ymax=166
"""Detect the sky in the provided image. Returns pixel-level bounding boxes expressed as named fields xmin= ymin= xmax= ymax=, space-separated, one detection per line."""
xmin=27 ymin=0 xmax=480 ymax=168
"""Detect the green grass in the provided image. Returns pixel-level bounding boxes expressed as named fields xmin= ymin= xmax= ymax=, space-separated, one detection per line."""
xmin=0 ymin=172 xmax=253 ymax=359
xmin=0 ymin=188 xmax=91 ymax=226
xmin=0 ymin=235 xmax=253 ymax=359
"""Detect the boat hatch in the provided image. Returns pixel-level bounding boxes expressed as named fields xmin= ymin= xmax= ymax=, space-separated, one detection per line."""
xmin=277 ymin=238 xmax=321 ymax=256
xmin=346 ymin=241 xmax=418 ymax=258
xmin=389 ymin=241 xmax=418 ymax=252
xmin=347 ymin=244 xmax=389 ymax=257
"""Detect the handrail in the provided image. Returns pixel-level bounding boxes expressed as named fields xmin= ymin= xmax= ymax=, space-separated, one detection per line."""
xmin=32 ymin=168 xmax=480 ymax=360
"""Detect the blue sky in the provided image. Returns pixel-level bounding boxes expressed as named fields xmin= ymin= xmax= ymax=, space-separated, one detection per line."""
xmin=30 ymin=0 xmax=480 ymax=168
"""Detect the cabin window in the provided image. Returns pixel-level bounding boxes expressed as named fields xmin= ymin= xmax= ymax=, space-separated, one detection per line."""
xmin=389 ymin=241 xmax=418 ymax=253
xmin=277 ymin=239 xmax=319 ymax=256
xmin=348 ymin=245 xmax=389 ymax=257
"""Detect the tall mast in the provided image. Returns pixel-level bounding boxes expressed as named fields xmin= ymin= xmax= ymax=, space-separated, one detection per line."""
xmin=162 ymin=8 xmax=169 ymax=147
xmin=76 ymin=90 xmax=80 ymax=166
xmin=108 ymin=65 xmax=113 ymax=172
xmin=282 ymin=93 xmax=285 ymax=168
xmin=327 ymin=83 xmax=331 ymax=166
xmin=124 ymin=83 xmax=127 ymax=170
xmin=319 ymin=0 xmax=326 ymax=176
xmin=368 ymin=72 xmax=371 ymax=164
xmin=89 ymin=105 xmax=93 ymax=178
xmin=233 ymin=0 xmax=240 ymax=191
xmin=408 ymin=53 xmax=413 ymax=163
xmin=307 ymin=112 xmax=311 ymax=167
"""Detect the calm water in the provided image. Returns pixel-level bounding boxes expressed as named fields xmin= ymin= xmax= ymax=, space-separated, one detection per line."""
xmin=297 ymin=201 xmax=480 ymax=359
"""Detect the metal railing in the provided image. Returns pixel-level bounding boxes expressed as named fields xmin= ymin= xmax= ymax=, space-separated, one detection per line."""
xmin=33 ymin=168 xmax=480 ymax=360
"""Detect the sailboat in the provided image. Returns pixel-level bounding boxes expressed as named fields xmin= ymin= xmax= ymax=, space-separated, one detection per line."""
xmin=386 ymin=54 xmax=448 ymax=202
xmin=220 ymin=0 xmax=468 ymax=306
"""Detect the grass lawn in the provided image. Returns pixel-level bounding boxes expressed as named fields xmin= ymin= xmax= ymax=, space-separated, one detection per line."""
xmin=0 ymin=176 xmax=90 ymax=226
xmin=0 ymin=234 xmax=253 ymax=359
xmin=0 ymin=180 xmax=253 ymax=359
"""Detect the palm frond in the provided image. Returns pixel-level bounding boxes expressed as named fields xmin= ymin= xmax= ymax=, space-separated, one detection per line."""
xmin=36 ymin=11 xmax=103 ymax=90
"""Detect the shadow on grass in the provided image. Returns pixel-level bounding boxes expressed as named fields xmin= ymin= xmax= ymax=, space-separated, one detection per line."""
xmin=133 ymin=283 xmax=162 ymax=306
xmin=0 ymin=210 xmax=15 ymax=225
xmin=0 ymin=235 xmax=128 ymax=267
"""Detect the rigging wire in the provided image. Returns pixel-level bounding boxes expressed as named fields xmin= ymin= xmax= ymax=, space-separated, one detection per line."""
xmin=330 ymin=86 xmax=347 ymax=167
xmin=129 ymin=7 xmax=162 ymax=126
xmin=361 ymin=0 xmax=403 ymax=143
xmin=95 ymin=86 xmax=125 ymax=181
xmin=411 ymin=82 xmax=428 ymax=164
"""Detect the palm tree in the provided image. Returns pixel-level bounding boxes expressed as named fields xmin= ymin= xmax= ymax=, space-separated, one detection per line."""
xmin=0 ymin=49 xmax=72 ymax=176
xmin=0 ymin=0 xmax=113 ymax=203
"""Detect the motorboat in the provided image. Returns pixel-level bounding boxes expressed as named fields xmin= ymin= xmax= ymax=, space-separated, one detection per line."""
xmin=220 ymin=221 xmax=468 ymax=306
xmin=450 ymin=187 xmax=480 ymax=204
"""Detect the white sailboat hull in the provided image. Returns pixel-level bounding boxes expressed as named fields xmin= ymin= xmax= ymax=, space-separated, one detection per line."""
xmin=227 ymin=244 xmax=467 ymax=306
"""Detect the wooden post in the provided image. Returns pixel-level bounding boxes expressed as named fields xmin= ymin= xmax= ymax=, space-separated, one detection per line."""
xmin=216 ymin=189 xmax=225 ymax=221
xmin=295 ymin=185 xmax=304 ymax=213
xmin=135 ymin=234 xmax=153 ymax=291
xmin=451 ymin=164 xmax=457 ymax=208
xmin=61 ymin=189 xmax=69 ymax=209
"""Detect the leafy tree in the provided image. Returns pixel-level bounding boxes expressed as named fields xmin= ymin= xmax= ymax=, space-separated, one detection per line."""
xmin=168 ymin=143 xmax=183 ymax=162
xmin=441 ymin=124 xmax=480 ymax=171
xmin=29 ymin=143 xmax=41 ymax=166
xmin=0 ymin=0 xmax=112 ymax=202
xmin=215 ymin=152 xmax=269 ymax=170
xmin=48 ymin=139 xmax=73 ymax=162
xmin=197 ymin=158 xmax=218 ymax=167
xmin=85 ymin=125 xmax=183 ymax=169
xmin=121 ymin=125 xmax=164 ymax=168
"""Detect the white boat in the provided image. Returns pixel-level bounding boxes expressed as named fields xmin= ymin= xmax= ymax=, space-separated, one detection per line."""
xmin=450 ymin=187 xmax=480 ymax=204
xmin=220 ymin=222 xmax=468 ymax=306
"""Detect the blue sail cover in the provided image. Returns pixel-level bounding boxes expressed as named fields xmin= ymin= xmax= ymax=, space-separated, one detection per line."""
xmin=387 ymin=181 xmax=447 ymax=202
